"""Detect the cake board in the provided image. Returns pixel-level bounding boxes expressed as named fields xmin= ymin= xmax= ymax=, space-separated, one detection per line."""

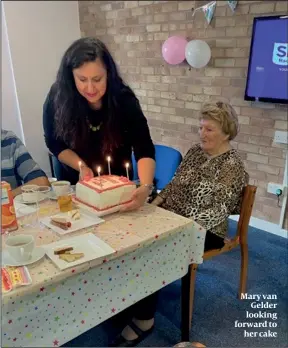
xmin=72 ymin=197 xmax=126 ymax=217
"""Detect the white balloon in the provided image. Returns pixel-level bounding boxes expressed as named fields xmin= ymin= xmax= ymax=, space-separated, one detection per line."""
xmin=185 ymin=40 xmax=211 ymax=69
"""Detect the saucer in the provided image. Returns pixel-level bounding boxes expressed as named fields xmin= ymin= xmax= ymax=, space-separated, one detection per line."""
xmin=2 ymin=247 xmax=46 ymax=266
xmin=14 ymin=193 xmax=47 ymax=205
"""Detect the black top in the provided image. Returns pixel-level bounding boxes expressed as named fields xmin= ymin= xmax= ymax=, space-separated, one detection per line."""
xmin=43 ymin=86 xmax=155 ymax=184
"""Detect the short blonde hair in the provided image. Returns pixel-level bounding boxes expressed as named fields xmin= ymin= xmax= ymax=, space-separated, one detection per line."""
xmin=200 ymin=101 xmax=239 ymax=140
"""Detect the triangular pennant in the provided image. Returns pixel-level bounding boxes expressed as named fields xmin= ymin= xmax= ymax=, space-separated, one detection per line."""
xmin=202 ymin=1 xmax=217 ymax=25
xmin=227 ymin=0 xmax=238 ymax=12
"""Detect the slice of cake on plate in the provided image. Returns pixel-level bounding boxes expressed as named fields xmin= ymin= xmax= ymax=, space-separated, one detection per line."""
xmin=75 ymin=175 xmax=136 ymax=214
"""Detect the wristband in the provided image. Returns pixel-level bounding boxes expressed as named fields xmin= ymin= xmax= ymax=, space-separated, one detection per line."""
xmin=141 ymin=184 xmax=153 ymax=194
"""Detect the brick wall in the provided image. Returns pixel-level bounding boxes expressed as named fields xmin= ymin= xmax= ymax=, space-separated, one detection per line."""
xmin=79 ymin=0 xmax=288 ymax=226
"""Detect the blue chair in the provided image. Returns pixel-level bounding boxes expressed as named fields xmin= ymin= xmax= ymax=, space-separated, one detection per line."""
xmin=131 ymin=153 xmax=139 ymax=182
xmin=132 ymin=144 xmax=183 ymax=190
xmin=50 ymin=154 xmax=79 ymax=184
xmin=50 ymin=155 xmax=63 ymax=180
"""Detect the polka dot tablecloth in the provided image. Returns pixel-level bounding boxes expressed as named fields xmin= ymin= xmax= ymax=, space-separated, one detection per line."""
xmin=2 ymin=202 xmax=206 ymax=347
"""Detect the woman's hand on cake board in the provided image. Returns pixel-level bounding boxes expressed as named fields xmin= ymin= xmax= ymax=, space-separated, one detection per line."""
xmin=119 ymin=185 xmax=150 ymax=212
xmin=79 ymin=166 xmax=94 ymax=181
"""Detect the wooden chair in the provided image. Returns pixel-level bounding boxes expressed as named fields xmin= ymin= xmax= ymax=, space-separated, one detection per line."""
xmin=188 ymin=185 xmax=257 ymax=329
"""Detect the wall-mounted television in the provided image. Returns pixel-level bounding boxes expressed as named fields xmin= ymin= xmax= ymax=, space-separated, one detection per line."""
xmin=244 ymin=15 xmax=288 ymax=104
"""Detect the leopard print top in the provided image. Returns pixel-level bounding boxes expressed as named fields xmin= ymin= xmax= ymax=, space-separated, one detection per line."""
xmin=159 ymin=144 xmax=248 ymax=239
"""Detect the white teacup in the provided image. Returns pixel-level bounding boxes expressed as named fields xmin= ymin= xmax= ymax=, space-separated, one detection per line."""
xmin=6 ymin=234 xmax=35 ymax=262
xmin=21 ymin=185 xmax=38 ymax=202
xmin=48 ymin=177 xmax=57 ymax=184
xmin=51 ymin=181 xmax=71 ymax=196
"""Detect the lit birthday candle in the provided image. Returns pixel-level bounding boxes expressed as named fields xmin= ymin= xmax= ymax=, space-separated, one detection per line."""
xmin=107 ymin=156 xmax=111 ymax=175
xmin=97 ymin=166 xmax=102 ymax=187
xmin=78 ymin=161 xmax=83 ymax=179
xmin=125 ymin=162 xmax=129 ymax=180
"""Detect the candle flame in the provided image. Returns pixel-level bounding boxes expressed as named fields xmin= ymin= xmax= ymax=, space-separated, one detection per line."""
xmin=79 ymin=161 xmax=82 ymax=167
xmin=125 ymin=162 xmax=129 ymax=168
xmin=97 ymin=166 xmax=101 ymax=173
xmin=107 ymin=156 xmax=111 ymax=162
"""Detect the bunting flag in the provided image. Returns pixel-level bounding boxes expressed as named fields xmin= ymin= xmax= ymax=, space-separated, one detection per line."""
xmin=202 ymin=1 xmax=217 ymax=25
xmin=227 ymin=0 xmax=238 ymax=12
xmin=190 ymin=0 xmax=238 ymax=25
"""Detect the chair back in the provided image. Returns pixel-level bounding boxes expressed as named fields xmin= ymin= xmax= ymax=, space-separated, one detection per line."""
xmin=131 ymin=153 xmax=139 ymax=181
xmin=131 ymin=144 xmax=182 ymax=190
xmin=236 ymin=185 xmax=257 ymax=243
xmin=51 ymin=155 xmax=66 ymax=180
xmin=154 ymin=145 xmax=182 ymax=190
xmin=50 ymin=155 xmax=79 ymax=184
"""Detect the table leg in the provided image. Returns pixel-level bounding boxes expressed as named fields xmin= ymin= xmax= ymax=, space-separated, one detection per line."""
xmin=181 ymin=266 xmax=191 ymax=342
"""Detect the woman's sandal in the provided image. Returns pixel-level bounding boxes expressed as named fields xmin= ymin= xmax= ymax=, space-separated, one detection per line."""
xmin=109 ymin=321 xmax=154 ymax=347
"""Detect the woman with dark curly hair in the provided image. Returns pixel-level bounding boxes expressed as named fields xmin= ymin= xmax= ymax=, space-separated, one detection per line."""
xmin=43 ymin=37 xmax=155 ymax=211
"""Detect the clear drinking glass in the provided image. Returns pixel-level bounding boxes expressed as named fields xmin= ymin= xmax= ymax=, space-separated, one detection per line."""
xmin=32 ymin=186 xmax=51 ymax=229
xmin=38 ymin=185 xmax=55 ymax=216
xmin=17 ymin=206 xmax=39 ymax=228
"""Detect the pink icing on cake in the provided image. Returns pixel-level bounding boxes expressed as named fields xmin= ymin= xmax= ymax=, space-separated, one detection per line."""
xmin=80 ymin=175 xmax=135 ymax=194
xmin=75 ymin=175 xmax=136 ymax=213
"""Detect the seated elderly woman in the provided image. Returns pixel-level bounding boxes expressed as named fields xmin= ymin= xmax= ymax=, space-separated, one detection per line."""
xmin=110 ymin=101 xmax=248 ymax=347
xmin=152 ymin=100 xmax=248 ymax=251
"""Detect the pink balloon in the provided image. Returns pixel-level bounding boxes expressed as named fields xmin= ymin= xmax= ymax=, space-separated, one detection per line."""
xmin=162 ymin=36 xmax=188 ymax=65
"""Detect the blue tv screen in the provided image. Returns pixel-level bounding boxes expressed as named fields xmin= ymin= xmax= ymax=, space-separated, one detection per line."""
xmin=245 ymin=15 xmax=288 ymax=104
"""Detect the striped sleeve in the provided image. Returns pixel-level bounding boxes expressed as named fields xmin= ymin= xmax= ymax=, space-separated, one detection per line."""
xmin=13 ymin=136 xmax=47 ymax=184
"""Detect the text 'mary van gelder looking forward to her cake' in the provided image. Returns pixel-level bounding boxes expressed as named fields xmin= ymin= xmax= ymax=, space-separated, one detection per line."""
xmin=234 ymin=293 xmax=279 ymax=338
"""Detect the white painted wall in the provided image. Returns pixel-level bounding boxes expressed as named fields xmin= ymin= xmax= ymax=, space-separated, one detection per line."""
xmin=3 ymin=1 xmax=81 ymax=175
xmin=1 ymin=4 xmax=24 ymax=143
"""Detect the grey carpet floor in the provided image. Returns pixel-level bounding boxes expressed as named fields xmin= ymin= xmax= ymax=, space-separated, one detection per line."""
xmin=64 ymin=220 xmax=288 ymax=347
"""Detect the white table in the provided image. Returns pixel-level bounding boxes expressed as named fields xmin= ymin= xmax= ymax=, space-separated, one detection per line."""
xmin=2 ymin=203 xmax=206 ymax=347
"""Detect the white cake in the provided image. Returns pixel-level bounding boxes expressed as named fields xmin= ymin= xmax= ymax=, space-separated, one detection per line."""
xmin=75 ymin=175 xmax=136 ymax=212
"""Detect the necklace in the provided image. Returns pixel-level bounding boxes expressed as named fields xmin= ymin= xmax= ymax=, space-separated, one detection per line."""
xmin=86 ymin=119 xmax=103 ymax=132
